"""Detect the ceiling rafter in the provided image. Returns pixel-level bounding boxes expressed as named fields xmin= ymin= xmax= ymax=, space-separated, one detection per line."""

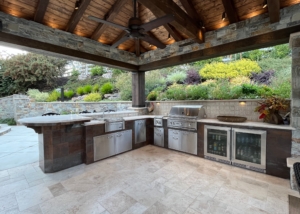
xmin=90 ymin=0 xmax=129 ymax=41
xmin=221 ymin=0 xmax=239 ymax=23
xmin=137 ymin=0 xmax=203 ymax=43
xmin=163 ymin=24 xmax=183 ymax=41
xmin=179 ymin=0 xmax=202 ymax=24
xmin=34 ymin=0 xmax=49 ymax=23
xmin=65 ymin=0 xmax=92 ymax=32
xmin=267 ymin=0 xmax=280 ymax=23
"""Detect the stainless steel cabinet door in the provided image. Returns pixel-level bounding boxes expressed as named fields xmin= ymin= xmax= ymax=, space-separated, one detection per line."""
xmin=181 ymin=131 xmax=197 ymax=155
xmin=154 ymin=127 xmax=164 ymax=147
xmin=94 ymin=134 xmax=115 ymax=161
xmin=135 ymin=120 xmax=146 ymax=144
xmin=168 ymin=129 xmax=181 ymax=151
xmin=115 ymin=130 xmax=132 ymax=154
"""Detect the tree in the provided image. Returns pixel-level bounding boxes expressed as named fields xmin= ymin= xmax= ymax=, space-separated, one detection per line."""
xmin=1 ymin=53 xmax=67 ymax=95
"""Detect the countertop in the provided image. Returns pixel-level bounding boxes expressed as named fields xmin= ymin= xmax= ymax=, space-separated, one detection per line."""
xmin=18 ymin=115 xmax=92 ymax=126
xmin=18 ymin=114 xmax=295 ymax=130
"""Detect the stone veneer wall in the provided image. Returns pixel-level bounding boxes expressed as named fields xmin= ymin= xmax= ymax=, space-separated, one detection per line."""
xmin=147 ymin=100 xmax=291 ymax=122
xmin=0 ymin=95 xmax=28 ymax=120
xmin=290 ymin=32 xmax=300 ymax=158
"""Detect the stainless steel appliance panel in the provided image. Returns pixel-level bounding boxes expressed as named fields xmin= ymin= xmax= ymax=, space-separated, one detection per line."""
xmin=181 ymin=131 xmax=197 ymax=155
xmin=105 ymin=121 xmax=124 ymax=132
xmin=204 ymin=125 xmax=231 ymax=164
xmin=154 ymin=118 xmax=163 ymax=127
xmin=167 ymin=119 xmax=197 ymax=130
xmin=135 ymin=120 xmax=146 ymax=144
xmin=168 ymin=129 xmax=181 ymax=151
xmin=115 ymin=130 xmax=132 ymax=154
xmin=154 ymin=127 xmax=164 ymax=147
xmin=232 ymin=128 xmax=266 ymax=172
xmin=94 ymin=134 xmax=115 ymax=161
xmin=169 ymin=105 xmax=205 ymax=118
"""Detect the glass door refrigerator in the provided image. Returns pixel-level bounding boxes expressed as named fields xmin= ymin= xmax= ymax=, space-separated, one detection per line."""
xmin=232 ymin=128 xmax=266 ymax=173
xmin=204 ymin=125 xmax=231 ymax=165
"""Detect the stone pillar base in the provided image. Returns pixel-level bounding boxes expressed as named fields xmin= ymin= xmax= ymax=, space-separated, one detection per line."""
xmin=290 ymin=167 xmax=299 ymax=191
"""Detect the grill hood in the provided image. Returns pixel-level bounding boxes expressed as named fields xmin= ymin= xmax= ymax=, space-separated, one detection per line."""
xmin=169 ymin=105 xmax=206 ymax=119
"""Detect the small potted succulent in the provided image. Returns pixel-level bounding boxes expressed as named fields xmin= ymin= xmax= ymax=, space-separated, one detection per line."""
xmin=254 ymin=96 xmax=289 ymax=124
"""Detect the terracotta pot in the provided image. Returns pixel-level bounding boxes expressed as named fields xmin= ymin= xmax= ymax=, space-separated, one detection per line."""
xmin=264 ymin=111 xmax=283 ymax=124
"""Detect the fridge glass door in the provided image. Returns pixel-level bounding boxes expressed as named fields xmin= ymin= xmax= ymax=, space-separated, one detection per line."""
xmin=204 ymin=125 xmax=231 ymax=163
xmin=232 ymin=128 xmax=266 ymax=171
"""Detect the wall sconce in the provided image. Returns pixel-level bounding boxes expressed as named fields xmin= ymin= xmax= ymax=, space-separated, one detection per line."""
xmin=262 ymin=0 xmax=268 ymax=8
xmin=75 ymin=0 xmax=81 ymax=10
xmin=239 ymin=101 xmax=246 ymax=105
xmin=156 ymin=102 xmax=160 ymax=105
xmin=222 ymin=12 xmax=226 ymax=21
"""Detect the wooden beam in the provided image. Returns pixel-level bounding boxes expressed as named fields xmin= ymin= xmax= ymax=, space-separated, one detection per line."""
xmin=0 ymin=31 xmax=138 ymax=71
xmin=34 ymin=0 xmax=49 ymax=23
xmin=137 ymin=0 xmax=203 ymax=41
xmin=221 ymin=0 xmax=239 ymax=23
xmin=139 ymin=25 xmax=300 ymax=71
xmin=267 ymin=0 xmax=280 ymax=23
xmin=91 ymin=0 xmax=129 ymax=41
xmin=65 ymin=0 xmax=92 ymax=32
xmin=163 ymin=24 xmax=183 ymax=41
xmin=135 ymin=39 xmax=140 ymax=56
xmin=179 ymin=0 xmax=201 ymax=23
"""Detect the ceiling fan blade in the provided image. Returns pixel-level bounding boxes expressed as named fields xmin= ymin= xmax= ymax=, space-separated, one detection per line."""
xmin=142 ymin=34 xmax=166 ymax=49
xmin=140 ymin=14 xmax=175 ymax=32
xmin=111 ymin=34 xmax=130 ymax=48
xmin=88 ymin=16 xmax=130 ymax=32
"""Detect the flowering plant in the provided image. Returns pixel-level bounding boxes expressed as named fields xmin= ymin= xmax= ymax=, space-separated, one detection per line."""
xmin=254 ymin=96 xmax=288 ymax=119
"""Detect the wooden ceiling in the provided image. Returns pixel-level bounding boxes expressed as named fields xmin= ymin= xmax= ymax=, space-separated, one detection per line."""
xmin=0 ymin=0 xmax=299 ymax=56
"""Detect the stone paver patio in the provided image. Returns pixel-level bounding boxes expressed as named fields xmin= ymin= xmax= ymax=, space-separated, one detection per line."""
xmin=0 ymin=126 xmax=299 ymax=214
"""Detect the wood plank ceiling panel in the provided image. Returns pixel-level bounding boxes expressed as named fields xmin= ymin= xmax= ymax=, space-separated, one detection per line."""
xmin=280 ymin=0 xmax=300 ymax=7
xmin=192 ymin=0 xmax=228 ymax=31
xmin=233 ymin=0 xmax=266 ymax=20
xmin=43 ymin=0 xmax=76 ymax=29
xmin=0 ymin=0 xmax=38 ymax=18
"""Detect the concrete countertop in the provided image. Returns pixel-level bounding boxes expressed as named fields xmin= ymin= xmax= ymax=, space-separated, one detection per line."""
xmin=18 ymin=115 xmax=92 ymax=126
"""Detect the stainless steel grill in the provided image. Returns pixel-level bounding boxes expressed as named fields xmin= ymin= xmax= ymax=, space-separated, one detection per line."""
xmin=167 ymin=105 xmax=206 ymax=131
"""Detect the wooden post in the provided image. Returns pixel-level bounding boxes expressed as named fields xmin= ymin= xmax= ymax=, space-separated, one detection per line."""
xmin=132 ymin=71 xmax=145 ymax=107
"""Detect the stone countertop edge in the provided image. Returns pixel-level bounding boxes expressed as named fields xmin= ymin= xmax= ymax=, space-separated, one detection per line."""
xmin=18 ymin=115 xmax=92 ymax=126
xmin=199 ymin=119 xmax=295 ymax=130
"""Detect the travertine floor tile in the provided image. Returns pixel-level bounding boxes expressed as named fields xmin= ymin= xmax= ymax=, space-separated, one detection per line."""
xmin=0 ymin=193 xmax=18 ymax=212
xmin=100 ymin=191 xmax=136 ymax=214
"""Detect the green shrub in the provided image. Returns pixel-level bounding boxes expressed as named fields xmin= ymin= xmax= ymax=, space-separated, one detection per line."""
xmin=166 ymin=71 xmax=187 ymax=84
xmin=200 ymin=59 xmax=261 ymax=79
xmin=83 ymin=93 xmax=102 ymax=102
xmin=71 ymin=70 xmax=79 ymax=77
xmin=27 ymin=89 xmax=49 ymax=102
xmin=147 ymin=91 xmax=157 ymax=101
xmin=208 ymin=80 xmax=232 ymax=99
xmin=166 ymin=84 xmax=186 ymax=100
xmin=64 ymin=90 xmax=74 ymax=99
xmin=272 ymin=81 xmax=291 ymax=98
xmin=100 ymin=82 xmax=113 ymax=94
xmin=90 ymin=66 xmax=104 ymax=76
xmin=0 ymin=118 xmax=16 ymax=125
xmin=92 ymin=84 xmax=100 ymax=93
xmin=47 ymin=90 xmax=60 ymax=102
xmin=115 ymin=73 xmax=132 ymax=100
xmin=241 ymin=83 xmax=258 ymax=95
xmin=76 ymin=87 xmax=84 ymax=95
xmin=83 ymin=85 xmax=92 ymax=94
xmin=258 ymin=58 xmax=291 ymax=72
xmin=186 ymin=85 xmax=208 ymax=100
xmin=145 ymin=70 xmax=167 ymax=94
xmin=201 ymin=79 xmax=217 ymax=86
xmin=230 ymin=85 xmax=243 ymax=99
xmin=230 ymin=76 xmax=251 ymax=85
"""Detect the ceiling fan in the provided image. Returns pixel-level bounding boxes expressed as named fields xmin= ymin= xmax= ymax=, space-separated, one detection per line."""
xmin=88 ymin=0 xmax=175 ymax=55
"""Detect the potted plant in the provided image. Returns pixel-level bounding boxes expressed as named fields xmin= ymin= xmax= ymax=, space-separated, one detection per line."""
xmin=254 ymin=96 xmax=288 ymax=124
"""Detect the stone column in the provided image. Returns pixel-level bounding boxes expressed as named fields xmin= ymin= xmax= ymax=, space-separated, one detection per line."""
xmin=132 ymin=71 xmax=145 ymax=107
xmin=290 ymin=32 xmax=300 ymax=158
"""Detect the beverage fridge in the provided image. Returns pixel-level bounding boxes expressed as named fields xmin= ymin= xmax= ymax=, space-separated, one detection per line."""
xmin=204 ymin=125 xmax=267 ymax=173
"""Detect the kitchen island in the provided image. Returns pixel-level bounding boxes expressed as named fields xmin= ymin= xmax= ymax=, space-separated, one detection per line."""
xmin=19 ymin=115 xmax=294 ymax=178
